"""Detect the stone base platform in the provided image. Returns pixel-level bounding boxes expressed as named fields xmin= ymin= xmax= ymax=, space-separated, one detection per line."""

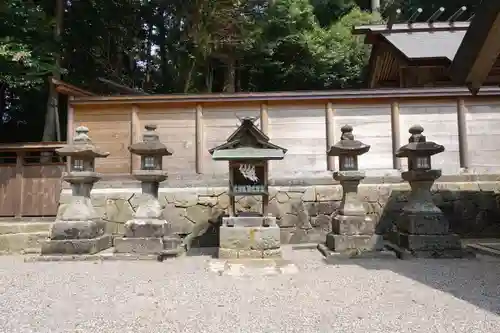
xmin=40 ymin=235 xmax=112 ymax=255
xmin=219 ymin=216 xmax=282 ymax=259
xmin=388 ymin=232 xmax=476 ymax=259
xmin=317 ymin=243 xmax=397 ymax=263
xmin=219 ymin=248 xmax=282 ymax=259
xmin=466 ymin=240 xmax=500 ymax=258
xmin=208 ymin=258 xmax=298 ymax=276
xmin=114 ymin=236 xmax=182 ymax=255
xmin=25 ymin=247 xmax=182 ymax=262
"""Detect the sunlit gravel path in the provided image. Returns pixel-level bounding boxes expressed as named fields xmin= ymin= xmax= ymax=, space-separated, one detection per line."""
xmin=1 ymin=247 xmax=499 ymax=333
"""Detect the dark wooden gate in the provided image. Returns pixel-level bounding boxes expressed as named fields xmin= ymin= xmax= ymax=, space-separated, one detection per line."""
xmin=0 ymin=143 xmax=65 ymax=218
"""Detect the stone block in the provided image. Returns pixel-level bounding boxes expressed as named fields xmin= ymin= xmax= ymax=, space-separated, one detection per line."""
xmin=331 ymin=215 xmax=376 ymax=235
xmin=41 ymin=235 xmax=111 ymax=255
xmin=396 ymin=213 xmax=450 ymax=235
xmin=186 ymin=205 xmax=212 ymax=224
xmin=279 ymin=214 xmax=299 ymax=227
xmin=262 ymin=248 xmax=282 ymax=259
xmin=310 ymin=214 xmax=332 ymax=232
xmin=316 ymin=186 xmax=342 ymax=201
xmin=219 ymin=226 xmax=280 ymax=251
xmin=396 ymin=233 xmax=462 ymax=251
xmin=114 ymin=237 xmax=164 ymax=254
xmin=50 ymin=220 xmax=105 ymax=240
xmin=218 ymin=248 xmax=239 ymax=259
xmin=326 ymin=234 xmax=373 ymax=252
xmin=124 ymin=219 xmax=169 ymax=238
xmin=223 ymin=216 xmax=268 ymax=227
xmin=162 ymin=206 xmax=193 ymax=234
xmin=238 ymin=249 xmax=264 ymax=259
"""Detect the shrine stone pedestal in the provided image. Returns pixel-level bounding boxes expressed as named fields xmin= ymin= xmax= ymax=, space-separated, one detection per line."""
xmin=219 ymin=215 xmax=281 ymax=259
xmin=388 ymin=170 xmax=473 ymax=259
xmin=318 ymin=171 xmax=391 ymax=260
xmin=114 ymin=173 xmax=181 ymax=255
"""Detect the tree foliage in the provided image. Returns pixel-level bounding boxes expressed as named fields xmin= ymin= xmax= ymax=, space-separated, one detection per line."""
xmin=1 ymin=0 xmax=381 ymax=142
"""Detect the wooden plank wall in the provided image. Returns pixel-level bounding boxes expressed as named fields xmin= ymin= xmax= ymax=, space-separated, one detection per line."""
xmin=334 ymin=105 xmax=393 ymax=171
xmin=72 ymin=97 xmax=500 ymax=176
xmin=399 ymin=101 xmax=460 ymax=173
xmin=74 ymin=106 xmax=131 ymax=174
xmin=138 ymin=106 xmax=197 ymax=174
xmin=465 ymin=100 xmax=500 ymax=172
xmin=268 ymin=103 xmax=327 ymax=176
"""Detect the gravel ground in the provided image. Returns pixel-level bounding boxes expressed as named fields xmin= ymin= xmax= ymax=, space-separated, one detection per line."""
xmin=1 ymin=247 xmax=500 ymax=333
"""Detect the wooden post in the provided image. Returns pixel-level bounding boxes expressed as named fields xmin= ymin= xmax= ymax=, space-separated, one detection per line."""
xmin=130 ymin=105 xmax=141 ymax=173
xmin=195 ymin=104 xmax=204 ymax=174
xmin=390 ymin=101 xmax=401 ymax=170
xmin=66 ymin=97 xmax=74 ymax=171
xmin=260 ymin=103 xmax=270 ymax=180
xmin=456 ymin=98 xmax=470 ymax=170
xmin=325 ymin=102 xmax=335 ymax=170
xmin=260 ymin=103 xmax=269 ymax=135
xmin=15 ymin=152 xmax=24 ymax=218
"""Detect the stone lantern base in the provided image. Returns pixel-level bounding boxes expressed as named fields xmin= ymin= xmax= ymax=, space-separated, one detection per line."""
xmin=387 ymin=170 xmax=475 ymax=259
xmin=114 ymin=219 xmax=182 ymax=255
xmin=41 ymin=219 xmax=112 ymax=255
xmin=219 ymin=215 xmax=282 ymax=259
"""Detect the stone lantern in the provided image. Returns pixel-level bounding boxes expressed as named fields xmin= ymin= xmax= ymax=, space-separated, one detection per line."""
xmin=114 ymin=124 xmax=181 ymax=255
xmin=389 ymin=125 xmax=471 ymax=258
xmin=209 ymin=117 xmax=287 ymax=259
xmin=41 ymin=126 xmax=110 ymax=255
xmin=319 ymin=125 xmax=381 ymax=257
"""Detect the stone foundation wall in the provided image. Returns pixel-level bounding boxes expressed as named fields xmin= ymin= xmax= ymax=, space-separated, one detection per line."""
xmin=57 ymin=180 xmax=500 ymax=245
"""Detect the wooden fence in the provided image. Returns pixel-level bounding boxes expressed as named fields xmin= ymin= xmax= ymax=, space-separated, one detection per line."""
xmin=69 ymin=87 xmax=500 ymax=178
xmin=0 ymin=143 xmax=65 ymax=218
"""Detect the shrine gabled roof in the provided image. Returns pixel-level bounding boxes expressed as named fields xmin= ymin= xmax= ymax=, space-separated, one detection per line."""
xmin=354 ymin=22 xmax=469 ymax=62
xmin=209 ymin=117 xmax=287 ymax=161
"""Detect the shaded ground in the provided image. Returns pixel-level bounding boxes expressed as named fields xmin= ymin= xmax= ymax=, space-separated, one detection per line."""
xmin=0 ymin=247 xmax=499 ymax=333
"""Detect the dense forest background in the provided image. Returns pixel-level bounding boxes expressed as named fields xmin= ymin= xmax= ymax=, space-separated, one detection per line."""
xmin=0 ymin=0 xmax=480 ymax=142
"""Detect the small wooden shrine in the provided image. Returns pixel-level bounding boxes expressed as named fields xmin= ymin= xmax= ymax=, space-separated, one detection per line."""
xmin=209 ymin=116 xmax=287 ymax=217
xmin=209 ymin=116 xmax=287 ymax=259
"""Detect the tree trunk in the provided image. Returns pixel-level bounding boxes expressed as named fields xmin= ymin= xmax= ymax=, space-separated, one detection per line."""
xmin=205 ymin=61 xmax=213 ymax=92
xmin=183 ymin=59 xmax=196 ymax=93
xmin=223 ymin=56 xmax=236 ymax=93
xmin=42 ymin=0 xmax=64 ymax=142
xmin=157 ymin=6 xmax=169 ymax=92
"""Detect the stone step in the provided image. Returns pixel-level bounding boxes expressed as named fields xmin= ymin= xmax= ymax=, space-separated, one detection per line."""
xmin=0 ymin=222 xmax=52 ymax=235
xmin=0 ymin=232 xmax=49 ymax=254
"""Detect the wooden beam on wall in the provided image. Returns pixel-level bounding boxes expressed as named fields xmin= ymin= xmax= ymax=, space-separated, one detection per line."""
xmin=325 ymin=102 xmax=335 ymax=171
xmin=390 ymin=101 xmax=401 ymax=170
xmin=130 ymin=105 xmax=141 ymax=173
xmin=456 ymin=98 xmax=470 ymax=170
xmin=195 ymin=104 xmax=204 ymax=174
xmin=66 ymin=97 xmax=74 ymax=171
xmin=260 ymin=103 xmax=269 ymax=135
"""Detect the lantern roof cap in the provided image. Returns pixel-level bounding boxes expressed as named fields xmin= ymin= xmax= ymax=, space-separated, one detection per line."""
xmin=56 ymin=126 xmax=109 ymax=158
xmin=209 ymin=117 xmax=287 ymax=161
xmin=129 ymin=124 xmax=173 ymax=156
xmin=396 ymin=125 xmax=445 ymax=157
xmin=327 ymin=124 xmax=370 ymax=156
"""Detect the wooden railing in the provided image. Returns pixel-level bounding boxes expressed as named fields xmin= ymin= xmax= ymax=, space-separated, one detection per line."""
xmin=0 ymin=142 xmax=65 ymax=218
